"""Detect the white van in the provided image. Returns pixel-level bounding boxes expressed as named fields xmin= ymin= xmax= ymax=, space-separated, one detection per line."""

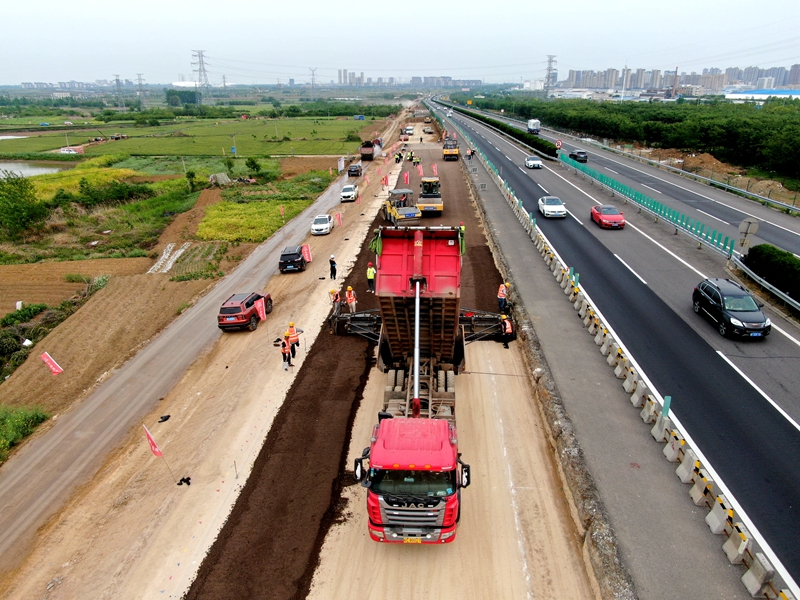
xmin=403 ymin=126 xmax=415 ymax=135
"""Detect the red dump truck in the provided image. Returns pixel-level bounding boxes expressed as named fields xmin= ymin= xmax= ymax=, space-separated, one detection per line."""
xmin=334 ymin=227 xmax=512 ymax=544
xmin=360 ymin=140 xmax=375 ymax=161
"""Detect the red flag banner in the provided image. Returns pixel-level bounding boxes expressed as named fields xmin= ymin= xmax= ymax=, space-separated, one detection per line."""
xmin=255 ymin=297 xmax=266 ymax=321
xmin=329 ymin=167 xmax=332 ymax=175
xmin=301 ymin=243 xmax=313 ymax=263
xmin=279 ymin=205 xmax=285 ymax=216
xmin=365 ymin=175 xmax=370 ymax=185
xmin=432 ymin=163 xmax=438 ymax=176
xmin=378 ymin=167 xmax=383 ymax=176
xmin=143 ymin=425 xmax=163 ymax=457
xmin=357 ymin=194 xmax=361 ymax=205
xmin=417 ymin=165 xmax=423 ymax=177
xmin=335 ymin=212 xmax=343 ymax=227
xmin=403 ymin=171 xmax=409 ymax=185
xmin=384 ymin=157 xmax=388 ymax=166
xmin=40 ymin=352 xmax=63 ymax=375
xmin=453 ymin=132 xmax=457 ymax=140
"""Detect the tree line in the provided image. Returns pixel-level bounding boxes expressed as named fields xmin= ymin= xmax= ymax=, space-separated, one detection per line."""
xmin=451 ymin=95 xmax=800 ymax=181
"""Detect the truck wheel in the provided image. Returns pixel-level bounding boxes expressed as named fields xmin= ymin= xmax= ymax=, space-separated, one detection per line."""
xmin=446 ymin=370 xmax=455 ymax=392
xmin=266 ymin=298 xmax=273 ymax=314
xmin=248 ymin=316 xmax=258 ymax=331
xmin=437 ymin=371 xmax=446 ymax=392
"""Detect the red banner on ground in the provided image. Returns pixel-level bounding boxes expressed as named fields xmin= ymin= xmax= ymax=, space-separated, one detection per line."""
xmin=432 ymin=163 xmax=438 ymax=176
xmin=254 ymin=297 xmax=266 ymax=321
xmin=378 ymin=167 xmax=382 ymax=176
xmin=417 ymin=165 xmax=423 ymax=177
xmin=40 ymin=352 xmax=63 ymax=375
xmin=335 ymin=212 xmax=343 ymax=227
xmin=301 ymin=243 xmax=313 ymax=263
xmin=365 ymin=175 xmax=370 ymax=185
xmin=143 ymin=425 xmax=163 ymax=457
xmin=357 ymin=195 xmax=361 ymax=205
xmin=403 ymin=171 xmax=409 ymax=185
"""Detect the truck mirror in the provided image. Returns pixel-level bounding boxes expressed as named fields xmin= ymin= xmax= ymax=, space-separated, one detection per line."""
xmin=461 ymin=464 xmax=471 ymax=488
xmin=362 ymin=447 xmax=370 ymax=458
xmin=354 ymin=458 xmax=363 ymax=482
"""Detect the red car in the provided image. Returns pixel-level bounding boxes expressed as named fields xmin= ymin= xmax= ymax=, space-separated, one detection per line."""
xmin=217 ymin=292 xmax=272 ymax=331
xmin=591 ymin=205 xmax=626 ymax=229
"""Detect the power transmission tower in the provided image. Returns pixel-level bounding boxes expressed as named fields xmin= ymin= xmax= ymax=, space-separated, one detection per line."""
xmin=136 ymin=73 xmax=146 ymax=108
xmin=222 ymin=75 xmax=227 ymax=89
xmin=309 ymin=68 xmax=317 ymax=102
xmin=113 ymin=74 xmax=125 ymax=109
xmin=192 ymin=50 xmax=211 ymax=104
xmin=544 ymin=55 xmax=557 ymax=100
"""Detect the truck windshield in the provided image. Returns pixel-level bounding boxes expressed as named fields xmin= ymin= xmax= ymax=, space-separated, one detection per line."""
xmin=370 ymin=468 xmax=456 ymax=497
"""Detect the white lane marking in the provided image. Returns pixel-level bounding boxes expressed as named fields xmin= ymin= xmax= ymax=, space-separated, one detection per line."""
xmin=614 ymin=253 xmax=647 ymax=284
xmin=506 ymin=155 xmax=513 ymax=161
xmin=642 ymin=184 xmax=661 ymax=194
xmin=519 ymin=167 xmax=527 ymax=174
xmin=567 ymin=211 xmax=582 ymax=225
xmin=539 ymin=185 xmax=549 ymax=194
xmin=717 ymin=351 xmax=800 ymax=434
xmin=605 ymin=167 xmax=619 ymax=174
xmin=771 ymin=323 xmax=800 ymax=349
xmin=697 ymin=209 xmax=729 ymax=225
xmin=625 ymin=223 xmax=707 ymax=278
xmin=597 ymin=154 xmax=800 ymax=239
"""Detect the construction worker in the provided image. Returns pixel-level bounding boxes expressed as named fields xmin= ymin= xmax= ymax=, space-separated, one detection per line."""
xmin=498 ymin=282 xmax=510 ymax=312
xmin=346 ymin=286 xmax=358 ymax=313
xmin=500 ymin=315 xmax=514 ymax=349
xmin=329 ymin=254 xmax=337 ymax=280
xmin=280 ymin=332 xmax=293 ymax=370
xmin=328 ymin=289 xmax=342 ymax=332
xmin=366 ymin=262 xmax=376 ymax=293
xmin=459 ymin=221 xmax=465 ymax=235
xmin=287 ymin=322 xmax=303 ymax=358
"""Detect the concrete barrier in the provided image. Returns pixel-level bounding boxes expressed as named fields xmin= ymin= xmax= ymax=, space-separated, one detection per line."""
xmin=650 ymin=412 xmax=672 ymax=443
xmin=639 ymin=396 xmax=658 ymax=423
xmin=583 ymin=309 xmax=594 ymax=328
xmin=606 ymin=345 xmax=622 ymax=367
xmin=662 ymin=430 xmax=684 ymax=462
xmin=622 ymin=365 xmax=638 ymax=392
xmin=613 ymin=357 xmax=628 ymax=379
xmin=588 ymin=316 xmax=600 ymax=335
xmin=705 ymin=494 xmax=734 ymax=534
xmin=676 ymin=452 xmax=698 ymax=484
xmin=630 ymin=382 xmax=648 ymax=408
xmin=742 ymin=553 xmax=775 ymax=597
xmin=594 ymin=326 xmax=607 ymax=346
xmin=689 ymin=467 xmax=715 ymax=506
xmin=723 ymin=523 xmax=752 ymax=564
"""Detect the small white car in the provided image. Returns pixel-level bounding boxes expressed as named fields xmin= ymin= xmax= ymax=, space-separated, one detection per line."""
xmin=340 ymin=184 xmax=358 ymax=202
xmin=537 ymin=196 xmax=567 ymax=218
xmin=311 ymin=214 xmax=334 ymax=235
xmin=525 ymin=156 xmax=543 ymax=169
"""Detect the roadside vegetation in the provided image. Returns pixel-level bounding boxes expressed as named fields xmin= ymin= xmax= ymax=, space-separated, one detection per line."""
xmin=0 ymin=406 xmax=49 ymax=463
xmin=453 ymin=95 xmax=800 ymax=184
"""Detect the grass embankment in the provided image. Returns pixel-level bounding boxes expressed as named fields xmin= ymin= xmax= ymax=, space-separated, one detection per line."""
xmin=0 ymin=406 xmax=49 ymax=462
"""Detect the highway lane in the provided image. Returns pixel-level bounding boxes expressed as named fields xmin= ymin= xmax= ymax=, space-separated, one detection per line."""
xmin=439 ymin=106 xmax=800 ymax=584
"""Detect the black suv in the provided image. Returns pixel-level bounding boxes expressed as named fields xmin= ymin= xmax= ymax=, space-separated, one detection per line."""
xmin=279 ymin=246 xmax=307 ymax=273
xmin=348 ymin=164 xmax=362 ymax=177
xmin=692 ymin=278 xmax=771 ymax=338
xmin=568 ymin=149 xmax=588 ymax=163
xmin=218 ymin=292 xmax=272 ymax=331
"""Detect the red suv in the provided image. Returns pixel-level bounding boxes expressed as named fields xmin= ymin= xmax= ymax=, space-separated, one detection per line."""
xmin=217 ymin=292 xmax=272 ymax=331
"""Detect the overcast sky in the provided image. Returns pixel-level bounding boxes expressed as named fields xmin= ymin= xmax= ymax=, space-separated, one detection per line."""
xmin=2 ymin=0 xmax=799 ymax=86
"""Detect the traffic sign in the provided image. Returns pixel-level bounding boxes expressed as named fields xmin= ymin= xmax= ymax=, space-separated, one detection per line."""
xmin=555 ymin=139 xmax=563 ymax=149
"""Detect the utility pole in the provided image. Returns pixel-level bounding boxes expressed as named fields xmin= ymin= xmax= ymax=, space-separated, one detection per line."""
xmin=544 ymin=55 xmax=557 ymax=100
xmin=620 ymin=64 xmax=627 ymax=102
xmin=310 ymin=68 xmax=317 ymax=102
xmin=113 ymin=74 xmax=125 ymax=109
xmin=136 ymin=73 xmax=146 ymax=109
xmin=222 ymin=75 xmax=227 ymax=89
xmin=192 ymin=50 xmax=211 ymax=104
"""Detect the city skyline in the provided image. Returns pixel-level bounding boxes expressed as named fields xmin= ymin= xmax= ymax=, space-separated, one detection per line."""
xmin=1 ymin=0 xmax=798 ymax=86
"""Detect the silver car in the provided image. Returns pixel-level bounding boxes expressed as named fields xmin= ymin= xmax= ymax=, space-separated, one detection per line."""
xmin=525 ymin=156 xmax=543 ymax=169
xmin=311 ymin=214 xmax=334 ymax=235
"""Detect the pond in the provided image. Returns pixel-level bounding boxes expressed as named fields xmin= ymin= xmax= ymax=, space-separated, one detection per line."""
xmin=0 ymin=161 xmax=71 ymax=177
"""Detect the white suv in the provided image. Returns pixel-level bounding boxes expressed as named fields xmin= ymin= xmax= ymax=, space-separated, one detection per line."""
xmin=311 ymin=214 xmax=334 ymax=235
xmin=340 ymin=184 xmax=358 ymax=202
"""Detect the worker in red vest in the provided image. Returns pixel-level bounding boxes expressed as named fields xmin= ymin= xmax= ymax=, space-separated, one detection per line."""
xmin=287 ymin=322 xmax=303 ymax=358
xmin=498 ymin=282 xmax=510 ymax=312
xmin=346 ymin=286 xmax=358 ymax=313
xmin=281 ymin=332 xmax=293 ymax=370
xmin=501 ymin=315 xmax=514 ymax=349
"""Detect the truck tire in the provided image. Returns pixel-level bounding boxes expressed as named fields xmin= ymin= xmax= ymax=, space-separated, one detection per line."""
xmin=266 ymin=298 xmax=273 ymax=314
xmin=446 ymin=370 xmax=455 ymax=392
xmin=437 ymin=371 xmax=446 ymax=392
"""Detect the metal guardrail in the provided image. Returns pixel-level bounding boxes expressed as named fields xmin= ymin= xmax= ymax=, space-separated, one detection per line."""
xmin=729 ymin=255 xmax=800 ymax=314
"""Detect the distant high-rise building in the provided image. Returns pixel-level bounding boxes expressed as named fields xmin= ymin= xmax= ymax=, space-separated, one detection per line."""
xmin=756 ymin=76 xmax=775 ymax=89
xmin=605 ymin=68 xmax=619 ymax=89
xmin=566 ymin=70 xmax=579 ymax=87
xmin=620 ymin=68 xmax=631 ymax=90
xmin=633 ymin=68 xmax=646 ymax=89
xmin=788 ymin=64 xmax=800 ymax=85
xmin=650 ymin=69 xmax=662 ymax=89
xmin=742 ymin=66 xmax=760 ymax=84
xmin=725 ymin=67 xmax=743 ymax=83
xmin=764 ymin=66 xmax=787 ymax=86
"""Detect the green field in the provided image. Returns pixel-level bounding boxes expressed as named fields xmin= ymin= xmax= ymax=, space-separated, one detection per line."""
xmin=0 ymin=116 xmax=384 ymax=156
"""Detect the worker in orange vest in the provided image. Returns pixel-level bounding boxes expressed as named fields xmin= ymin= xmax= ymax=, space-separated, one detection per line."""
xmin=500 ymin=314 xmax=514 ymax=349
xmin=498 ymin=282 xmax=510 ymax=312
xmin=346 ymin=286 xmax=358 ymax=313
xmin=287 ymin=322 xmax=303 ymax=358
xmin=281 ymin=332 xmax=293 ymax=370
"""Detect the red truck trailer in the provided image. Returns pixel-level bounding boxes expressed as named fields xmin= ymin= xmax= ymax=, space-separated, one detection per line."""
xmin=360 ymin=140 xmax=375 ymax=161
xmin=350 ymin=227 xmax=473 ymax=543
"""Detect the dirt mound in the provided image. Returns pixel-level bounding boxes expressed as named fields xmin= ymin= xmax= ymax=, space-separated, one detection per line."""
xmin=278 ymin=156 xmax=340 ymax=179
xmin=1 ymin=274 xmax=211 ymax=415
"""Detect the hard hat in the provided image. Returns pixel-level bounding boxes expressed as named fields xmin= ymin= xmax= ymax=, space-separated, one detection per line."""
xmin=501 ymin=314 xmax=507 ymax=319
xmin=330 ymin=289 xmax=336 ymax=294
xmin=368 ymin=262 xmax=373 ymax=267
xmin=331 ymin=254 xmax=335 ymax=259
xmin=505 ymin=282 xmax=511 ymax=287
xmin=347 ymin=286 xmax=353 ymax=290
xmin=289 ymin=322 xmax=294 ymax=326
xmin=284 ymin=332 xmax=290 ymax=337
xmin=460 ymin=222 xmax=464 ymax=226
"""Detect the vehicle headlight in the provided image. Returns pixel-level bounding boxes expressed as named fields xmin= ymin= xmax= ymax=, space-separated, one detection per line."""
xmin=730 ymin=318 xmax=744 ymax=327
xmin=765 ymin=318 xmax=771 ymax=326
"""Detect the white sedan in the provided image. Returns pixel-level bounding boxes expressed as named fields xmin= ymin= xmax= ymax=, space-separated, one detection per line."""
xmin=537 ymin=196 xmax=567 ymax=218
xmin=310 ymin=214 xmax=334 ymax=235
xmin=524 ymin=156 xmax=543 ymax=169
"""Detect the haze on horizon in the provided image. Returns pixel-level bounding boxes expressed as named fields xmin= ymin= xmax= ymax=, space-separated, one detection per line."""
xmin=2 ymin=0 xmax=799 ymax=86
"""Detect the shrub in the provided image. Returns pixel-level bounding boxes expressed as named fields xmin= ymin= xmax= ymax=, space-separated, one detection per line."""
xmin=1 ymin=303 xmax=48 ymax=327
xmin=0 ymin=406 xmax=49 ymax=463
xmin=0 ymin=333 xmax=21 ymax=357
xmin=743 ymin=244 xmax=800 ymax=300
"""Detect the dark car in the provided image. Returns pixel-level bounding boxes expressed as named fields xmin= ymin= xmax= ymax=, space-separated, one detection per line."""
xmin=569 ymin=149 xmax=588 ymax=163
xmin=279 ymin=246 xmax=307 ymax=273
xmin=692 ymin=278 xmax=771 ymax=338
xmin=348 ymin=164 xmax=362 ymax=177
xmin=218 ymin=292 xmax=272 ymax=331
